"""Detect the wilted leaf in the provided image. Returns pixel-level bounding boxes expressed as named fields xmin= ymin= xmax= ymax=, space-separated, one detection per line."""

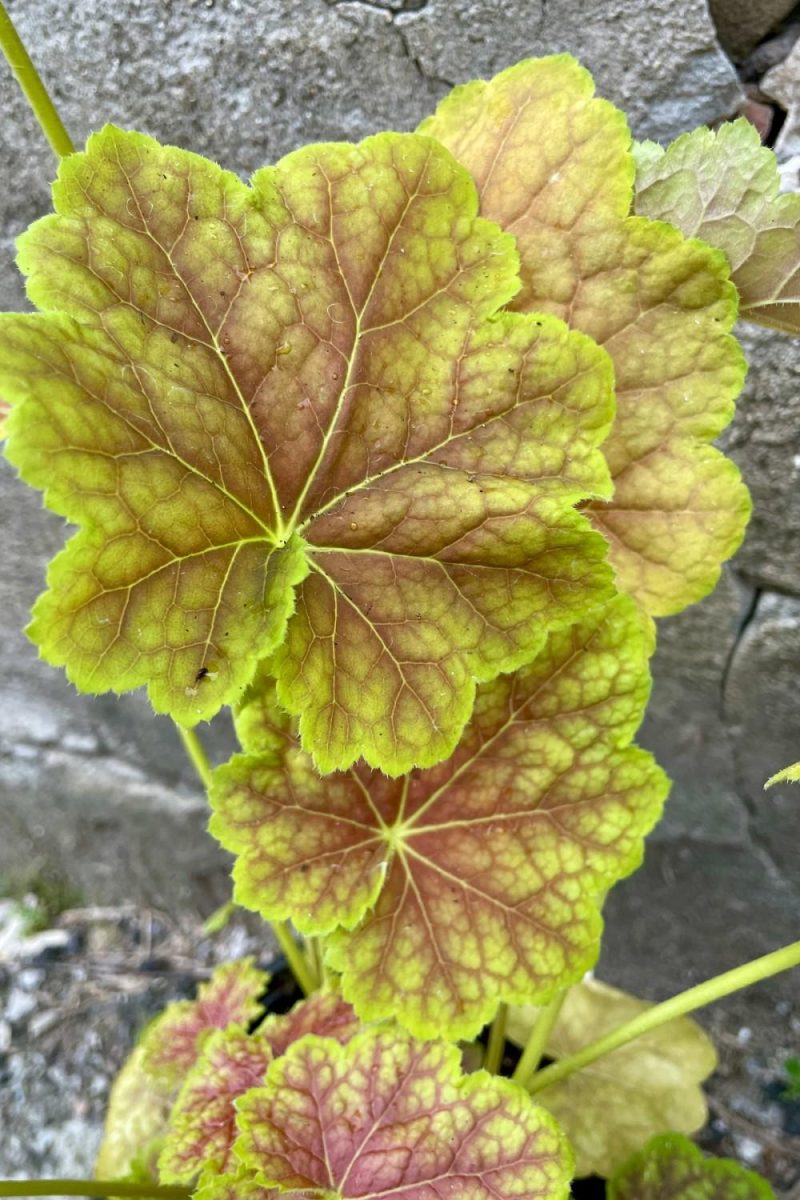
xmin=1 ymin=123 xmax=616 ymax=775
xmin=259 ymin=988 xmax=360 ymax=1056
xmin=509 ymin=978 xmax=717 ymax=1178
xmin=210 ymin=596 xmax=668 ymax=1040
xmin=421 ymin=55 xmax=749 ymax=616
xmin=609 ymin=1133 xmax=775 ymax=1200
xmin=142 ymin=957 xmax=268 ymax=1085
xmin=634 ymin=120 xmax=800 ymax=335
xmin=160 ymin=1027 xmax=273 ymax=1184
xmin=765 ymin=761 xmax=800 ymax=787
xmin=235 ymin=1028 xmax=571 ymax=1200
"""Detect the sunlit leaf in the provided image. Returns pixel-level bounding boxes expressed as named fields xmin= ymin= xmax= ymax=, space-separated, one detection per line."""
xmin=259 ymin=988 xmax=360 ymax=1056
xmin=508 ymin=978 xmax=717 ymax=1178
xmin=608 ymin=1133 xmax=775 ymax=1200
xmin=210 ymin=596 xmax=668 ymax=1040
xmin=765 ymin=761 xmax=800 ymax=787
xmin=1 ymin=123 xmax=616 ymax=774
xmin=160 ymin=1027 xmax=272 ymax=1184
xmin=194 ymin=1170 xmax=275 ymax=1200
xmin=142 ymin=958 xmax=268 ymax=1085
xmin=634 ymin=120 xmax=800 ymax=335
xmin=234 ymin=1028 xmax=571 ymax=1200
xmin=420 ymin=55 xmax=749 ymax=616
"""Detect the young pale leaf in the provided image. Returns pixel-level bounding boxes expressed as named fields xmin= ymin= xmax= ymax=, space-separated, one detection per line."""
xmin=765 ymin=761 xmax=800 ymax=787
xmin=1 ymin=124 xmax=616 ymax=775
xmin=194 ymin=1171 xmax=275 ymax=1200
xmin=608 ymin=1133 xmax=776 ymax=1200
xmin=210 ymin=595 xmax=668 ymax=1040
xmin=96 ymin=959 xmax=267 ymax=1181
xmin=508 ymin=978 xmax=717 ymax=1178
xmin=420 ymin=55 xmax=750 ymax=616
xmin=634 ymin=120 xmax=800 ymax=335
xmin=234 ymin=1028 xmax=571 ymax=1200
xmin=258 ymin=988 xmax=360 ymax=1056
xmin=94 ymin=1044 xmax=172 ymax=1184
xmin=159 ymin=1027 xmax=273 ymax=1184
xmin=142 ymin=957 xmax=268 ymax=1085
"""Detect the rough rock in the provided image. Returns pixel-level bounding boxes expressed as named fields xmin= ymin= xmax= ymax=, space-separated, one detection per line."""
xmin=708 ymin=0 xmax=797 ymax=62
xmin=397 ymin=0 xmax=743 ymax=142
xmin=763 ymin=38 xmax=800 ymax=157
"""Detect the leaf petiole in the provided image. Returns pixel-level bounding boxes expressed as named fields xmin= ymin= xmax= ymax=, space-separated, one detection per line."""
xmin=0 ymin=1183 xmax=190 ymax=1199
xmin=483 ymin=1002 xmax=508 ymax=1074
xmin=0 ymin=2 xmax=74 ymax=159
xmin=512 ymin=989 xmax=567 ymax=1087
xmin=528 ymin=939 xmax=800 ymax=1094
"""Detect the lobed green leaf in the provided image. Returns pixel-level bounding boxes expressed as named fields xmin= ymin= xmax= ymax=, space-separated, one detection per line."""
xmin=634 ymin=119 xmax=800 ymax=335
xmin=421 ymin=55 xmax=750 ymax=616
xmin=608 ymin=1133 xmax=775 ymax=1200
xmin=234 ymin=1027 xmax=571 ymax=1200
xmin=210 ymin=595 xmax=668 ymax=1040
xmin=1 ymin=123 xmax=616 ymax=774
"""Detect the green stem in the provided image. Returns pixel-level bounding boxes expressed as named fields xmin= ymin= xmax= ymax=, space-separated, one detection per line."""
xmin=512 ymin=989 xmax=567 ymax=1087
xmin=0 ymin=1183 xmax=190 ymax=1199
xmin=272 ymin=920 xmax=317 ymax=996
xmin=174 ymin=722 xmax=316 ymax=997
xmin=176 ymin=724 xmax=213 ymax=790
xmin=528 ymin=939 xmax=800 ymax=1095
xmin=0 ymin=2 xmax=74 ymax=158
xmin=483 ymin=1002 xmax=508 ymax=1075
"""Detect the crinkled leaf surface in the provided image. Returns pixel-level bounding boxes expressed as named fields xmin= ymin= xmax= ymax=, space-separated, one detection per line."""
xmin=96 ymin=958 xmax=268 ymax=1180
xmin=634 ymin=120 xmax=800 ymax=335
xmin=210 ymin=596 xmax=668 ymax=1040
xmin=508 ymin=978 xmax=717 ymax=1178
xmin=235 ymin=1028 xmax=571 ymax=1200
xmin=195 ymin=1171 xmax=276 ymax=1200
xmin=142 ymin=957 xmax=268 ymax=1085
xmin=259 ymin=989 xmax=360 ymax=1056
xmin=765 ymin=760 xmax=800 ymax=787
xmin=420 ymin=55 xmax=750 ymax=616
xmin=609 ymin=1134 xmax=775 ymax=1200
xmin=160 ymin=1027 xmax=273 ymax=1184
xmin=1 ymin=123 xmax=616 ymax=775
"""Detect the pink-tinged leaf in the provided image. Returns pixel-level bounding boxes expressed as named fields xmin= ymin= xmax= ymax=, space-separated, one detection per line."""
xmin=634 ymin=119 xmax=800 ymax=335
xmin=0 ymin=398 xmax=9 ymax=440
xmin=260 ymin=990 xmax=360 ymax=1057
xmin=609 ymin=1134 xmax=775 ymax=1200
xmin=143 ymin=958 xmax=268 ymax=1085
xmin=1 ymin=124 xmax=616 ymax=775
xmin=159 ymin=1027 xmax=272 ymax=1184
xmin=210 ymin=595 xmax=668 ymax=1040
xmin=420 ymin=55 xmax=749 ymax=616
xmin=235 ymin=1028 xmax=571 ymax=1200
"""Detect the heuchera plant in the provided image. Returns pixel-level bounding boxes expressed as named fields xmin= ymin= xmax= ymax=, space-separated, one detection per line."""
xmin=0 ymin=7 xmax=798 ymax=1200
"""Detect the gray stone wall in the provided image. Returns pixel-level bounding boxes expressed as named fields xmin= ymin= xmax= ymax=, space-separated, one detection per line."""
xmin=0 ymin=0 xmax=797 ymax=1067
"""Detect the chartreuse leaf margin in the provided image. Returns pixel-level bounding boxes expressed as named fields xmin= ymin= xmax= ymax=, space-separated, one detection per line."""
xmin=210 ymin=594 xmax=668 ymax=1041
xmin=608 ymin=1134 xmax=776 ymax=1200
xmin=232 ymin=1027 xmax=571 ymax=1200
xmin=634 ymin=119 xmax=800 ymax=335
xmin=0 ymin=121 xmax=618 ymax=776
xmin=420 ymin=55 xmax=750 ymax=617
